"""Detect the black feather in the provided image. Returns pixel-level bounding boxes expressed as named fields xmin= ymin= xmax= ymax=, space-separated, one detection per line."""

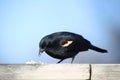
xmin=90 ymin=45 xmax=108 ymax=53
xmin=39 ymin=31 xmax=108 ymax=63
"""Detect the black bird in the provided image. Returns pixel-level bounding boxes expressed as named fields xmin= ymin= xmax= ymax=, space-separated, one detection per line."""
xmin=39 ymin=32 xmax=108 ymax=63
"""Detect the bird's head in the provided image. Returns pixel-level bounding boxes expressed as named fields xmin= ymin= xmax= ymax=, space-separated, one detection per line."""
xmin=38 ymin=36 xmax=51 ymax=56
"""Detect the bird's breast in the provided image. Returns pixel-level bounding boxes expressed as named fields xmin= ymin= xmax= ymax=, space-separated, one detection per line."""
xmin=45 ymin=47 xmax=78 ymax=59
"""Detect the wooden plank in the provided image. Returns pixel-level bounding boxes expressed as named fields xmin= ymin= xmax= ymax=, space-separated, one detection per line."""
xmin=0 ymin=64 xmax=120 ymax=80
xmin=92 ymin=64 xmax=120 ymax=80
xmin=0 ymin=64 xmax=89 ymax=80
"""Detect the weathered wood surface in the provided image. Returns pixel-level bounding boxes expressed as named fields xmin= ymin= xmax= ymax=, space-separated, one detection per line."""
xmin=92 ymin=64 xmax=120 ymax=80
xmin=0 ymin=64 xmax=120 ymax=80
xmin=0 ymin=64 xmax=89 ymax=80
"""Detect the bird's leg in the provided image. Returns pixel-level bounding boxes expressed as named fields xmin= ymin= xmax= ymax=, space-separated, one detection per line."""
xmin=57 ymin=59 xmax=64 ymax=63
xmin=71 ymin=56 xmax=75 ymax=63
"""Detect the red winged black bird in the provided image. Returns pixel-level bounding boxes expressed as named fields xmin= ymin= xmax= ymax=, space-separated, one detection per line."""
xmin=39 ymin=32 xmax=108 ymax=63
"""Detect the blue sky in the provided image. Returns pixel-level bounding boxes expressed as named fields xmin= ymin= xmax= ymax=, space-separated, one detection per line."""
xmin=0 ymin=0 xmax=120 ymax=63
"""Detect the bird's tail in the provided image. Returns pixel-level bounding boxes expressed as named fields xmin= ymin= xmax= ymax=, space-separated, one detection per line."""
xmin=90 ymin=45 xmax=108 ymax=53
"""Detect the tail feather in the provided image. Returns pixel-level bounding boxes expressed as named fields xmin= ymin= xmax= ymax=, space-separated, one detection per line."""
xmin=90 ymin=45 xmax=108 ymax=53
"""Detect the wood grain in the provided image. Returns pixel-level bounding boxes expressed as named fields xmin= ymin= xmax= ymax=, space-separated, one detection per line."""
xmin=92 ymin=64 xmax=120 ymax=80
xmin=0 ymin=64 xmax=89 ymax=80
xmin=0 ymin=64 xmax=119 ymax=80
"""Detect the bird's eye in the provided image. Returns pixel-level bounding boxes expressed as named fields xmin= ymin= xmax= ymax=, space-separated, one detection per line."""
xmin=40 ymin=42 xmax=46 ymax=49
xmin=41 ymin=45 xmax=45 ymax=49
xmin=61 ymin=40 xmax=73 ymax=47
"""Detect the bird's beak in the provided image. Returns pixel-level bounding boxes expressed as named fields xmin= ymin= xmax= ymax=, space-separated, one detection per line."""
xmin=38 ymin=48 xmax=45 ymax=56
